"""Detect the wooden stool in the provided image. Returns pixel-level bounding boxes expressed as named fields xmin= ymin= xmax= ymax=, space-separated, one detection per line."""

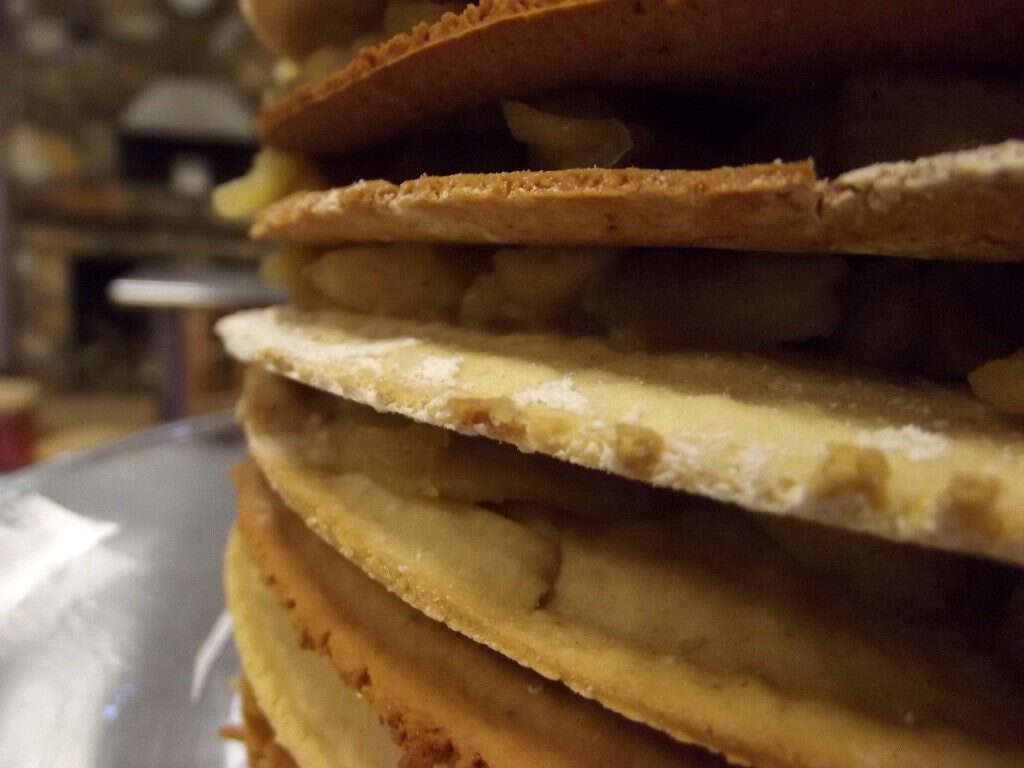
xmin=108 ymin=266 xmax=283 ymax=420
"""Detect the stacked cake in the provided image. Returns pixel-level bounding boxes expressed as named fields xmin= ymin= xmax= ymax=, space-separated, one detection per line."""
xmin=216 ymin=1 xmax=1024 ymax=765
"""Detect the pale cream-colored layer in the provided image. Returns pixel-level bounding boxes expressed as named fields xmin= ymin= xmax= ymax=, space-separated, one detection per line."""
xmin=237 ymin=375 xmax=1024 ymax=768
xmin=225 ymin=528 xmax=403 ymax=768
xmin=233 ymin=462 xmax=713 ymax=768
xmin=218 ymin=306 xmax=1024 ymax=567
xmin=241 ymin=369 xmax=999 ymax=619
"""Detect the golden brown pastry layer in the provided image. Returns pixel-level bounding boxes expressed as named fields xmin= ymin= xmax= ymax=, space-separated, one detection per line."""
xmin=235 ymin=678 xmax=300 ymax=768
xmin=252 ymin=142 xmax=1024 ymax=261
xmin=236 ymin=369 xmax=1024 ymax=768
xmin=260 ymin=0 xmax=1024 ymax=157
xmin=230 ymin=461 xmax=719 ymax=767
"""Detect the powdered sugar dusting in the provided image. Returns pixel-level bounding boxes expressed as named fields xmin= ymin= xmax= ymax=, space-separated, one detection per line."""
xmin=513 ymin=376 xmax=590 ymax=413
xmin=316 ymin=337 xmax=418 ymax=361
xmin=658 ymin=437 xmax=704 ymax=477
xmin=408 ymin=355 xmax=462 ymax=386
xmin=622 ymin=406 xmax=644 ymax=424
xmin=835 ymin=140 xmax=1024 ymax=190
xmin=218 ymin=309 xmax=417 ymax=374
xmin=736 ymin=443 xmax=770 ymax=485
xmin=857 ymin=425 xmax=950 ymax=461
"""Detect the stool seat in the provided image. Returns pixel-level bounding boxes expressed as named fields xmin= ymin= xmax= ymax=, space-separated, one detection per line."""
xmin=108 ymin=266 xmax=284 ymax=420
xmin=108 ymin=265 xmax=283 ymax=310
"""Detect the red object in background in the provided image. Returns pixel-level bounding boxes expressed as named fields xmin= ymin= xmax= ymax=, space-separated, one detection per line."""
xmin=0 ymin=411 xmax=34 ymax=471
xmin=0 ymin=379 xmax=40 ymax=472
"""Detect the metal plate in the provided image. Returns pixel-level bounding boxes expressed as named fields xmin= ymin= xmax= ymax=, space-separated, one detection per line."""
xmin=0 ymin=414 xmax=244 ymax=768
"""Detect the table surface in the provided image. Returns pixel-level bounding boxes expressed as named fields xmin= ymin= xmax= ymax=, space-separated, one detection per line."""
xmin=0 ymin=413 xmax=245 ymax=768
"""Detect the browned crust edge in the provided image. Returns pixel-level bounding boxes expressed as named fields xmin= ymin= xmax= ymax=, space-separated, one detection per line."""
xmin=261 ymin=0 xmax=1024 ymax=157
xmin=231 ymin=460 xmax=723 ymax=768
xmin=250 ymin=143 xmax=1024 ymax=260
xmin=233 ymin=464 xmax=484 ymax=768
xmin=233 ymin=677 xmax=302 ymax=768
xmin=251 ymin=162 xmax=825 ymax=249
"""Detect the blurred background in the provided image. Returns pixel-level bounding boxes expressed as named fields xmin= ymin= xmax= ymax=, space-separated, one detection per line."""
xmin=0 ymin=0 xmax=280 ymax=469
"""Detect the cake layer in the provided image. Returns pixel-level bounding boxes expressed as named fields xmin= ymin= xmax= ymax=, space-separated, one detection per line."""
xmin=235 ymin=369 xmax=1024 ymax=768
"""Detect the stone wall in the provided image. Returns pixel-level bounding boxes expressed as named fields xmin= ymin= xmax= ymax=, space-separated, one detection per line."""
xmin=2 ymin=0 xmax=271 ymax=386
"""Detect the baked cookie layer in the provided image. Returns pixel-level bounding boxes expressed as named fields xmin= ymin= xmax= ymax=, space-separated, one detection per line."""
xmin=261 ymin=0 xmax=1024 ymax=157
xmin=230 ymin=462 xmax=712 ymax=767
xmin=236 ymin=371 xmax=1024 ymax=768
xmin=219 ymin=307 xmax=1024 ymax=566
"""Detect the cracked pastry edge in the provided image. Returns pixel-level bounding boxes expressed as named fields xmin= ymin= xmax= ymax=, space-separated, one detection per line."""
xmin=226 ymin=527 xmax=406 ymax=768
xmin=217 ymin=306 xmax=1024 ymax=567
xmin=239 ymin=419 xmax=1024 ymax=768
xmin=230 ymin=677 xmax=300 ymax=768
xmin=250 ymin=142 xmax=1024 ymax=261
